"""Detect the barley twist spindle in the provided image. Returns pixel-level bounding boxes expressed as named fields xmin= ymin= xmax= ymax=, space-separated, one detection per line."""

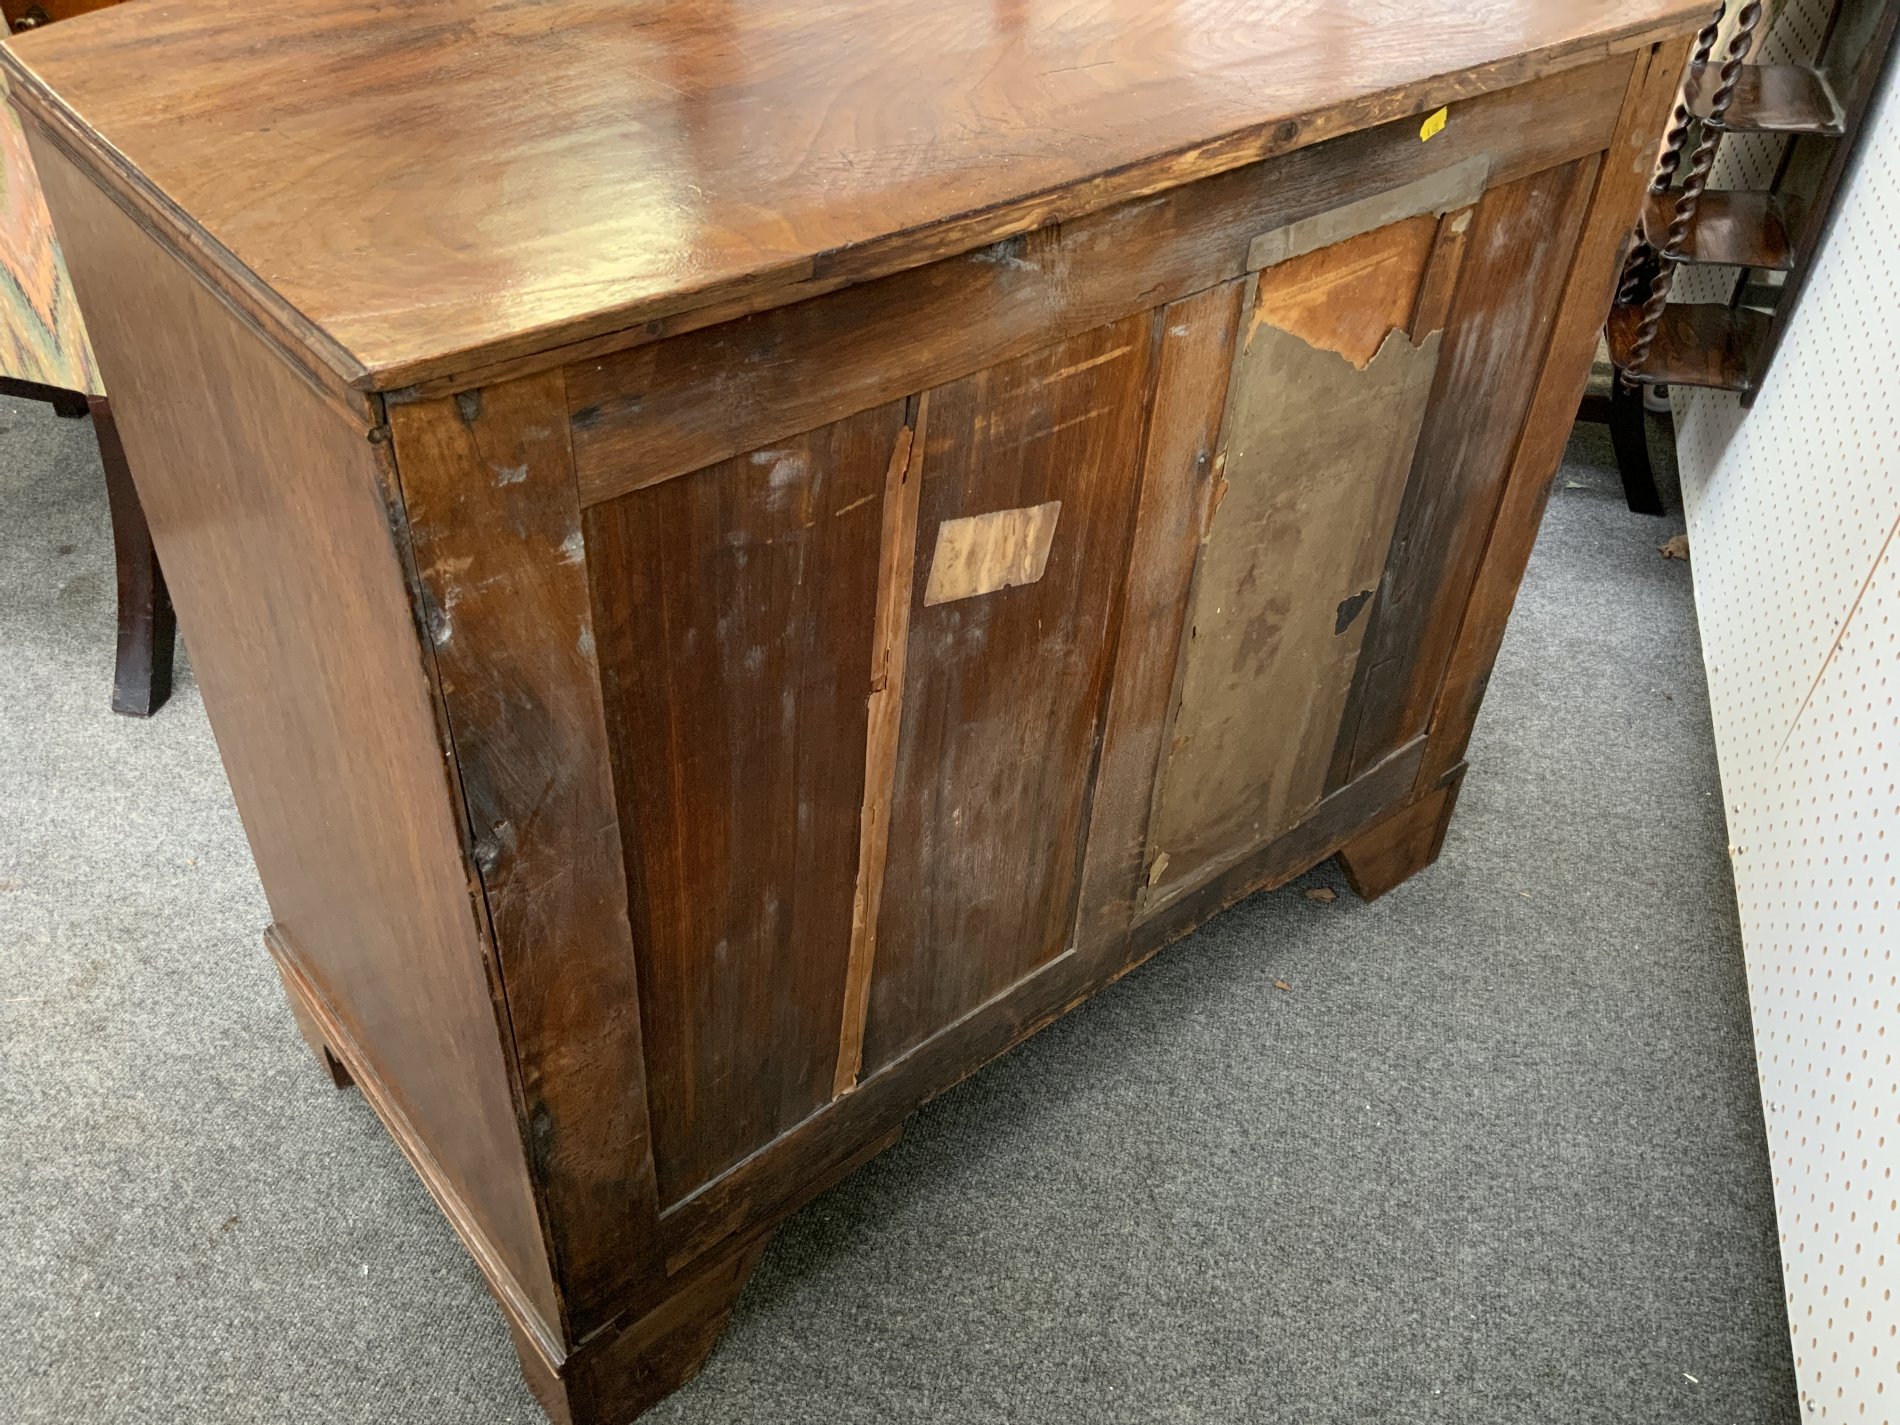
xmin=1624 ymin=0 xmax=1762 ymax=375
xmin=1617 ymin=3 xmax=1730 ymax=305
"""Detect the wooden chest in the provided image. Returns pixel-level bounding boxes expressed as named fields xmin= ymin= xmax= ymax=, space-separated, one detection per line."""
xmin=3 ymin=2 xmax=1703 ymax=1419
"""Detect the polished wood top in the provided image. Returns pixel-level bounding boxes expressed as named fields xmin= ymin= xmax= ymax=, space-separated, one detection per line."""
xmin=2 ymin=0 xmax=1705 ymax=392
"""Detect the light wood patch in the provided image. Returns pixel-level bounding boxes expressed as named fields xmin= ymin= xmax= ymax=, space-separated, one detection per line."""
xmin=922 ymin=501 xmax=1063 ymax=606
xmin=1250 ymin=215 xmax=1441 ymax=369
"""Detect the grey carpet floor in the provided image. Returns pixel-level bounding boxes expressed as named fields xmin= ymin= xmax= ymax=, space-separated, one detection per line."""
xmin=0 ymin=393 xmax=1796 ymax=1425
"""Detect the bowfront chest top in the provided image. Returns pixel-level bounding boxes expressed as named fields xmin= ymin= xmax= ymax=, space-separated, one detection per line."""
xmin=3 ymin=2 xmax=1706 ymax=1420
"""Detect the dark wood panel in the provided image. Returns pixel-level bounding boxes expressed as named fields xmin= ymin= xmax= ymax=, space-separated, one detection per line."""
xmin=564 ymin=57 xmax=1634 ymax=503
xmin=862 ymin=315 xmax=1155 ymax=1073
xmin=3 ymin=0 xmax=1701 ymax=391
xmin=584 ymin=402 xmax=905 ymax=1205
xmin=1145 ymin=217 xmax=1450 ymax=908
xmin=23 ymin=131 xmax=563 ymax=1342
xmin=1331 ymin=159 xmax=1596 ymax=787
xmin=1072 ymin=281 xmax=1243 ymax=960
xmin=390 ymin=372 xmax=660 ymax=1337
xmin=1336 ymin=768 xmax=1466 ymax=901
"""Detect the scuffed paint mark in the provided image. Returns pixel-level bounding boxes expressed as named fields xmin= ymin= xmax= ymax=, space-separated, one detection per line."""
xmin=428 ymin=605 xmax=453 ymax=647
xmin=1037 ymin=406 xmax=1110 ymax=440
xmin=1035 ymin=345 xmax=1133 ymax=386
xmin=454 ymin=390 xmax=482 ymax=424
xmin=560 ymin=529 xmax=585 ymax=564
xmin=473 ymin=818 xmax=514 ymax=876
xmin=1202 ymin=458 xmax=1231 ymax=544
xmin=576 ymin=625 xmax=596 ymax=660
xmin=974 ymin=237 xmax=1038 ymax=272
xmin=1335 ymin=588 xmax=1374 ymax=635
xmin=495 ymin=463 xmax=529 ymax=486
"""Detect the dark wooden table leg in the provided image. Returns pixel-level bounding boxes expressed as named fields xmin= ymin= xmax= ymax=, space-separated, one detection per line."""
xmin=1608 ymin=374 xmax=1665 ymax=516
xmin=91 ymin=394 xmax=177 ymax=716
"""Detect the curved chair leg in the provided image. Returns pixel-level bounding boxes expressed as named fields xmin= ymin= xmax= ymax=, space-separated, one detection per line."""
xmin=92 ymin=395 xmax=178 ymax=716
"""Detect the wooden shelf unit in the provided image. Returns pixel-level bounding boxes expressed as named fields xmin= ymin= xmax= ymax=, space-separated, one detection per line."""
xmin=1685 ymin=60 xmax=1844 ymax=133
xmin=1641 ymin=188 xmax=1799 ymax=269
xmin=1609 ymin=0 xmax=1900 ymax=406
xmin=1608 ymin=300 xmax=1771 ymax=391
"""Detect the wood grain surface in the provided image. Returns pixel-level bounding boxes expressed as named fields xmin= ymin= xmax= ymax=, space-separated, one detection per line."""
xmin=1331 ymin=160 xmax=1597 ymax=788
xmin=391 ymin=373 xmax=663 ymax=1337
xmin=1421 ymin=35 xmax=1696 ymax=793
xmin=3 ymin=0 xmax=1705 ymax=392
xmin=563 ymin=53 xmax=1625 ymax=508
xmin=1071 ymin=280 xmax=1243 ymax=959
xmin=584 ymin=403 xmax=904 ymax=1206
xmin=863 ymin=315 xmax=1154 ymax=1074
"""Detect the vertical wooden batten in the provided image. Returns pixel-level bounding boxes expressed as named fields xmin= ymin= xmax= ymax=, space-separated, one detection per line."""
xmin=1073 ymin=280 xmax=1245 ymax=958
xmin=836 ymin=393 xmax=930 ymax=1095
xmin=388 ymin=372 xmax=662 ymax=1339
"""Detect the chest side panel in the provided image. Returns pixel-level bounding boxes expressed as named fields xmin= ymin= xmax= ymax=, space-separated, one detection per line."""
xmin=28 ymin=134 xmax=562 ymax=1339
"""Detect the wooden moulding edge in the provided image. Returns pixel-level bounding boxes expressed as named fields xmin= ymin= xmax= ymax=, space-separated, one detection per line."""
xmin=263 ymin=925 xmax=569 ymax=1376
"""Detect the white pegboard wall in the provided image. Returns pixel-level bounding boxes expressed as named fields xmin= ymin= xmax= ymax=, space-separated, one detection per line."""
xmin=1729 ymin=548 xmax=1900 ymax=1423
xmin=1673 ymin=23 xmax=1900 ymax=1424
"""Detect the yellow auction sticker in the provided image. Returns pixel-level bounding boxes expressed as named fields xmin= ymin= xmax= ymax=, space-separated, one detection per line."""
xmin=1420 ymin=106 xmax=1449 ymax=141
